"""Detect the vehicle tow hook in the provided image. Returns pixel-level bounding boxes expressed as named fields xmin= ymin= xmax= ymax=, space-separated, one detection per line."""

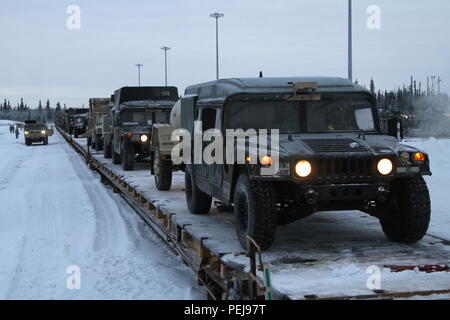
xmin=377 ymin=186 xmax=390 ymax=202
xmin=305 ymin=189 xmax=318 ymax=205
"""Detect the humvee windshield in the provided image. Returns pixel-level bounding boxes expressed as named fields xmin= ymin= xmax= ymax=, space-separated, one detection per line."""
xmin=119 ymin=110 xmax=170 ymax=126
xmin=226 ymin=98 xmax=376 ymax=133
xmin=25 ymin=124 xmax=46 ymax=131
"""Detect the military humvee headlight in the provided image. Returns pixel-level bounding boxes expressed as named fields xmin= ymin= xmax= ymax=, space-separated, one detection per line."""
xmin=377 ymin=159 xmax=393 ymax=176
xmin=295 ymin=160 xmax=312 ymax=178
xmin=399 ymin=152 xmax=410 ymax=164
xmin=140 ymin=135 xmax=149 ymax=143
xmin=41 ymin=130 xmax=46 ymax=134
xmin=413 ymin=152 xmax=426 ymax=164
xmin=25 ymin=131 xmax=29 ymax=135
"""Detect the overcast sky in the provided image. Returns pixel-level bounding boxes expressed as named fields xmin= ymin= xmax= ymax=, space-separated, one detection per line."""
xmin=1 ymin=0 xmax=449 ymax=108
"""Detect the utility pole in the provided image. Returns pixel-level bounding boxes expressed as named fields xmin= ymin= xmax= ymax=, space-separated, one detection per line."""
xmin=210 ymin=12 xmax=224 ymax=80
xmin=135 ymin=64 xmax=143 ymax=86
xmin=348 ymin=0 xmax=353 ymax=82
xmin=161 ymin=46 xmax=171 ymax=86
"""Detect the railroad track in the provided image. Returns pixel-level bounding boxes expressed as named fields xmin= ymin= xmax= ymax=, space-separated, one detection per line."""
xmin=57 ymin=127 xmax=450 ymax=300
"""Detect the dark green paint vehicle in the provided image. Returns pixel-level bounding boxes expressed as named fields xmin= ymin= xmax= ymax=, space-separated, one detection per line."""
xmin=110 ymin=86 xmax=179 ymax=171
xmin=180 ymin=77 xmax=432 ymax=250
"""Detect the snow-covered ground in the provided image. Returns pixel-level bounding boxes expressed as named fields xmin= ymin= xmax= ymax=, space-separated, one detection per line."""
xmin=0 ymin=121 xmax=204 ymax=299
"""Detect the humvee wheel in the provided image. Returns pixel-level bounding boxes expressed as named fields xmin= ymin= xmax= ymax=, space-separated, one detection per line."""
xmin=104 ymin=140 xmax=112 ymax=159
xmin=380 ymin=177 xmax=431 ymax=243
xmin=185 ymin=166 xmax=212 ymax=215
xmin=87 ymin=137 xmax=92 ymax=147
xmin=95 ymin=135 xmax=103 ymax=151
xmin=43 ymin=137 xmax=48 ymax=145
xmin=154 ymin=147 xmax=173 ymax=191
xmin=233 ymin=174 xmax=277 ymax=251
xmin=25 ymin=139 xmax=31 ymax=146
xmin=121 ymin=141 xmax=134 ymax=171
xmin=112 ymin=149 xmax=121 ymax=165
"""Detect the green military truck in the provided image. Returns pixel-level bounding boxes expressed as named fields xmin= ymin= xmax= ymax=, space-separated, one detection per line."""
xmin=87 ymin=98 xmax=112 ymax=151
xmin=24 ymin=121 xmax=54 ymax=146
xmin=110 ymin=86 xmax=179 ymax=171
xmin=73 ymin=113 xmax=88 ymax=138
xmin=179 ymin=77 xmax=432 ymax=250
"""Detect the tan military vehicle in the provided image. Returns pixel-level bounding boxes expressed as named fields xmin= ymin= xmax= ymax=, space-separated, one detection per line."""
xmin=150 ymin=99 xmax=183 ymax=191
xmin=87 ymin=98 xmax=112 ymax=150
xmin=24 ymin=121 xmax=54 ymax=146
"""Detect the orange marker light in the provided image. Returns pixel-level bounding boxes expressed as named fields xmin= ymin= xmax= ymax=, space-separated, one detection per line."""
xmin=260 ymin=156 xmax=273 ymax=166
xmin=414 ymin=152 xmax=426 ymax=163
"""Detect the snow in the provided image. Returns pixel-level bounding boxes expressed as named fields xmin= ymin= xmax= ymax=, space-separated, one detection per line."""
xmin=0 ymin=122 xmax=204 ymax=299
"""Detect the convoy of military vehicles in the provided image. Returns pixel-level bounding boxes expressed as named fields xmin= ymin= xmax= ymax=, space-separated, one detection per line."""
xmin=53 ymin=78 xmax=432 ymax=251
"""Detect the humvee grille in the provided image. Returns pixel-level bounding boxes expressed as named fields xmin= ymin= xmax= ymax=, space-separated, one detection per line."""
xmin=317 ymin=158 xmax=374 ymax=179
xmin=303 ymin=139 xmax=368 ymax=153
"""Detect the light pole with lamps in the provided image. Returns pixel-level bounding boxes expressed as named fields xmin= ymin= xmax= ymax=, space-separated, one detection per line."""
xmin=161 ymin=46 xmax=171 ymax=86
xmin=210 ymin=12 xmax=224 ymax=80
xmin=136 ymin=63 xmax=143 ymax=86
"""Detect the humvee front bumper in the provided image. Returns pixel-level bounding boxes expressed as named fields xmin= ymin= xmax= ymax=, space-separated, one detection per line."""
xmin=295 ymin=183 xmax=390 ymax=205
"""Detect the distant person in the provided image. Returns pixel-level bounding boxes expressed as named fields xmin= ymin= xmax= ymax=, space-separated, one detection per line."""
xmin=9 ymin=124 xmax=14 ymax=133
xmin=15 ymin=126 xmax=19 ymax=139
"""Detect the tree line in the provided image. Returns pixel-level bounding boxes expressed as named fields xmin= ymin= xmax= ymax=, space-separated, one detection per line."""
xmin=1 ymin=76 xmax=449 ymax=126
xmin=0 ymin=99 xmax=64 ymax=123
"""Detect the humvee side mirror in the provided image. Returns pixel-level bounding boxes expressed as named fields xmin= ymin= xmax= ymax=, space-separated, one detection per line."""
xmin=387 ymin=118 xmax=404 ymax=140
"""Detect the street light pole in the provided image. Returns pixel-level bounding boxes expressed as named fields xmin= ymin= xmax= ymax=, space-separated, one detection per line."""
xmin=348 ymin=0 xmax=353 ymax=82
xmin=210 ymin=12 xmax=224 ymax=80
xmin=136 ymin=64 xmax=143 ymax=86
xmin=161 ymin=46 xmax=171 ymax=86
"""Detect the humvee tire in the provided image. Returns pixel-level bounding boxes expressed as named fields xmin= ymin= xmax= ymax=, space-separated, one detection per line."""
xmin=233 ymin=173 xmax=277 ymax=251
xmin=87 ymin=137 xmax=92 ymax=147
xmin=25 ymin=139 xmax=31 ymax=146
xmin=95 ymin=135 xmax=103 ymax=151
xmin=43 ymin=137 xmax=48 ymax=145
xmin=185 ymin=166 xmax=212 ymax=215
xmin=121 ymin=141 xmax=134 ymax=171
xmin=380 ymin=177 xmax=431 ymax=243
xmin=112 ymin=150 xmax=121 ymax=164
xmin=154 ymin=147 xmax=172 ymax=191
xmin=104 ymin=140 xmax=112 ymax=159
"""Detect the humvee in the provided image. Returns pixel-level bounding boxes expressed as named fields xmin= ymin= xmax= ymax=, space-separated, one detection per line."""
xmin=87 ymin=98 xmax=112 ymax=151
xmin=110 ymin=86 xmax=179 ymax=171
xmin=23 ymin=121 xmax=54 ymax=146
xmin=180 ymin=77 xmax=432 ymax=250
xmin=73 ymin=113 xmax=88 ymax=138
xmin=150 ymin=99 xmax=185 ymax=191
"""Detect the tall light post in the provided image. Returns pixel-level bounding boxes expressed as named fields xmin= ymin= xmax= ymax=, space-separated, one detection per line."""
xmin=161 ymin=46 xmax=171 ymax=86
xmin=348 ymin=0 xmax=353 ymax=82
xmin=210 ymin=12 xmax=224 ymax=80
xmin=136 ymin=63 xmax=143 ymax=86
